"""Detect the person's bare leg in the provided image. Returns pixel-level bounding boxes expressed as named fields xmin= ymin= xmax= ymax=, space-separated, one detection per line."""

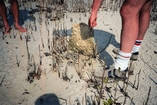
xmin=137 ymin=0 xmax=153 ymax=40
xmin=10 ymin=0 xmax=26 ymax=32
xmin=132 ymin=0 xmax=153 ymax=54
xmin=0 ymin=0 xmax=11 ymax=34
xmin=120 ymin=0 xmax=147 ymax=53
xmin=114 ymin=0 xmax=148 ymax=71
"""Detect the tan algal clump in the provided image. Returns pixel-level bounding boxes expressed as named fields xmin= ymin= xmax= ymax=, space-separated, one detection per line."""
xmin=68 ymin=23 xmax=96 ymax=57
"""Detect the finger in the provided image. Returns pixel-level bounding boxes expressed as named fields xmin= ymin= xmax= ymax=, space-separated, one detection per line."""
xmin=89 ymin=20 xmax=93 ymax=28
xmin=88 ymin=20 xmax=92 ymax=27
xmin=88 ymin=19 xmax=90 ymax=26
xmin=91 ymin=21 xmax=97 ymax=28
xmin=88 ymin=18 xmax=91 ymax=26
xmin=93 ymin=21 xmax=97 ymax=27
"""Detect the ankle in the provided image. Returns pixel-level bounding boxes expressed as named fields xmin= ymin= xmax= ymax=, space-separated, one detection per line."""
xmin=114 ymin=51 xmax=131 ymax=71
xmin=4 ymin=22 xmax=10 ymax=28
xmin=14 ymin=22 xmax=20 ymax=27
xmin=132 ymin=39 xmax=143 ymax=53
xmin=4 ymin=24 xmax=11 ymax=30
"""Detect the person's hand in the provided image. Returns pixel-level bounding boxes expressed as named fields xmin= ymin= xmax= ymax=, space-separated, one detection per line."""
xmin=88 ymin=13 xmax=97 ymax=28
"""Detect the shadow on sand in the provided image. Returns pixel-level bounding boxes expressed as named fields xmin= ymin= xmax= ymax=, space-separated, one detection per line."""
xmin=7 ymin=9 xmax=35 ymax=26
xmin=94 ymin=29 xmax=120 ymax=67
xmin=35 ymin=93 xmax=60 ymax=105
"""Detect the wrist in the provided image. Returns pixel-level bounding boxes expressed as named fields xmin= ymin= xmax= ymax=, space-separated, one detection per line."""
xmin=91 ymin=11 xmax=97 ymax=16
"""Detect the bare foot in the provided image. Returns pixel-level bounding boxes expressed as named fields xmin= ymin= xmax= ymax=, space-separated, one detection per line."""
xmin=15 ymin=23 xmax=27 ymax=32
xmin=4 ymin=26 xmax=11 ymax=34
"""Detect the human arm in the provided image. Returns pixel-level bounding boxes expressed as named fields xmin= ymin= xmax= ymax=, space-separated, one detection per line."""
xmin=89 ymin=0 xmax=102 ymax=28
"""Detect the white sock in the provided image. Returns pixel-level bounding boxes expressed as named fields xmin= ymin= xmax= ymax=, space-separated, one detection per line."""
xmin=114 ymin=51 xmax=131 ymax=71
xmin=132 ymin=40 xmax=143 ymax=53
